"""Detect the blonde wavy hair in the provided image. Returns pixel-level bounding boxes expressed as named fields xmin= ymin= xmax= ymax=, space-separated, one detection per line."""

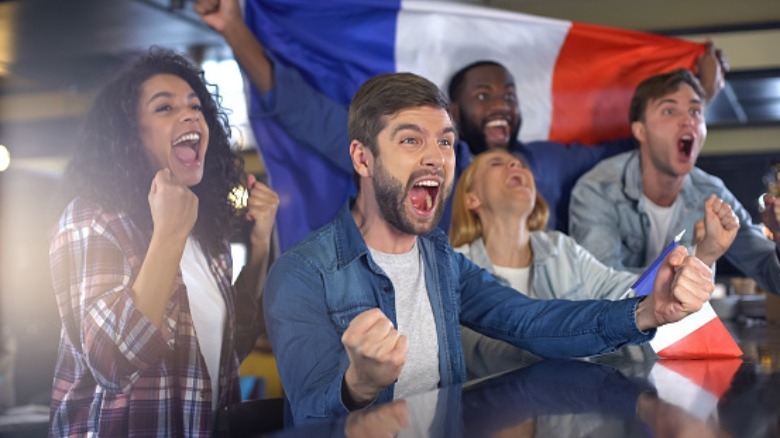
xmin=449 ymin=150 xmax=549 ymax=248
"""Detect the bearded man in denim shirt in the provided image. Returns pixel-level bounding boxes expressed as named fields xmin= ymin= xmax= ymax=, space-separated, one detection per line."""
xmin=570 ymin=69 xmax=780 ymax=295
xmin=263 ymin=72 xmax=715 ymax=425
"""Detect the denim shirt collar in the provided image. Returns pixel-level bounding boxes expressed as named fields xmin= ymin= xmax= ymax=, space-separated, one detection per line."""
xmin=466 ymin=232 xmax=557 ymax=273
xmin=331 ymin=198 xmax=450 ymax=270
xmin=530 ymin=232 xmax=557 ymax=261
xmin=621 ymin=150 xmax=644 ymax=202
xmin=463 ymin=238 xmax=495 ymax=274
xmin=332 ymin=199 xmax=370 ymax=270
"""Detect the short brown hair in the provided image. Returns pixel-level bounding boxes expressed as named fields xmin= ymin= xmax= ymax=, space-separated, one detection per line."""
xmin=348 ymin=72 xmax=451 ymax=156
xmin=629 ymin=68 xmax=706 ymax=123
xmin=449 ymin=150 xmax=549 ymax=248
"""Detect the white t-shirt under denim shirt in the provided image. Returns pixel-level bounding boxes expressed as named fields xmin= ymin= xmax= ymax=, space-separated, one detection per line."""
xmin=492 ymin=264 xmax=534 ymax=298
xmin=369 ymin=241 xmax=440 ymax=399
xmin=643 ymin=194 xmax=680 ymax=263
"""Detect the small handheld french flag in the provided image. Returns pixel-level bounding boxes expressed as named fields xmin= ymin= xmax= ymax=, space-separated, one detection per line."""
xmin=631 ymin=230 xmax=743 ymax=359
xmin=632 ymin=230 xmax=687 ymax=297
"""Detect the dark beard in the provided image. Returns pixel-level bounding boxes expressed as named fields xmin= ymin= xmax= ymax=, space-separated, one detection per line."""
xmin=458 ymin=106 xmax=520 ymax=156
xmin=373 ymin=159 xmax=450 ymax=235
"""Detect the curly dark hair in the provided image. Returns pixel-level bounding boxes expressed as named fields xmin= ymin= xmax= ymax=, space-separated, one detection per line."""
xmin=65 ymin=47 xmax=245 ymax=256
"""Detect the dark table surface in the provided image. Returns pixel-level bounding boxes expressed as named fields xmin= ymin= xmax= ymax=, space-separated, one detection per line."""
xmin=263 ymin=321 xmax=780 ymax=438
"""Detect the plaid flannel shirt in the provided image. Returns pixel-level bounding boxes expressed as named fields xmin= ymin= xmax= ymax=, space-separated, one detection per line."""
xmin=48 ymin=197 xmax=260 ymax=437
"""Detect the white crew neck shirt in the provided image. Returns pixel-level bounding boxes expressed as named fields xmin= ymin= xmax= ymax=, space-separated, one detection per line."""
xmin=369 ymin=241 xmax=440 ymax=399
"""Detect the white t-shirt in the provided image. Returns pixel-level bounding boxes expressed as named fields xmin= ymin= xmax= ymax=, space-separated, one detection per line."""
xmin=181 ymin=237 xmax=227 ymax=411
xmin=493 ymin=264 xmax=534 ymax=298
xmin=643 ymin=194 xmax=680 ymax=263
xmin=369 ymin=241 xmax=440 ymax=399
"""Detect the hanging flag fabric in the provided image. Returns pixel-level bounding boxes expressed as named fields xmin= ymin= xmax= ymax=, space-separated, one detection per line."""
xmin=649 ymin=302 xmax=743 ymax=359
xmin=631 ymin=232 xmax=743 ymax=359
xmin=244 ymin=0 xmax=706 ymax=250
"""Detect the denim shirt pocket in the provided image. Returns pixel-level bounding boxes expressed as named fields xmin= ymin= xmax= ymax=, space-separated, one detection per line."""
xmin=329 ymin=303 xmax=378 ymax=336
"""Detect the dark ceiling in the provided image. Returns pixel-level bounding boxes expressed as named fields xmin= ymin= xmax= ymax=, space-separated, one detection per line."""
xmin=3 ymin=0 xmax=221 ymax=95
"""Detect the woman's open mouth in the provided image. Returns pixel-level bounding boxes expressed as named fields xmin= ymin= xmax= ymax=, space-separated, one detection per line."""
xmin=172 ymin=131 xmax=201 ymax=165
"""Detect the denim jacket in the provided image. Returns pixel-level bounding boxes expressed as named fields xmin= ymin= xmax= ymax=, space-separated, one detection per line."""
xmin=570 ymin=150 xmax=780 ymax=294
xmin=264 ymin=201 xmax=653 ymax=425
xmin=454 ymin=232 xmax=638 ymax=377
xmin=454 ymin=232 xmax=637 ymax=300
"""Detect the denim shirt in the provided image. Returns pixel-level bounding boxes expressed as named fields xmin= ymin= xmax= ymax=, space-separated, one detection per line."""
xmin=454 ymin=233 xmax=638 ymax=378
xmin=454 ymin=232 xmax=637 ymax=301
xmin=570 ymin=150 xmax=780 ymax=294
xmin=264 ymin=201 xmax=654 ymax=425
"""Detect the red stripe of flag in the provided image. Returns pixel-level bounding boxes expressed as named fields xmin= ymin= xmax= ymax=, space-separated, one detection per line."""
xmin=550 ymin=22 xmax=706 ymax=145
xmin=657 ymin=316 xmax=743 ymax=360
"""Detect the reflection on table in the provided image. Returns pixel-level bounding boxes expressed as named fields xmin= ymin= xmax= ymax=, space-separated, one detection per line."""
xmin=232 ymin=323 xmax=780 ymax=438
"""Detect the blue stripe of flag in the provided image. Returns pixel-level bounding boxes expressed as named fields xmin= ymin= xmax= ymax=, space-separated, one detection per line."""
xmin=244 ymin=0 xmax=402 ymax=250
xmin=245 ymin=0 xmax=400 ymax=104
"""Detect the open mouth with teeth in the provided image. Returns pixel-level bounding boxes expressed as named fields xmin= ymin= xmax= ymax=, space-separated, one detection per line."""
xmin=172 ymin=132 xmax=202 ymax=165
xmin=484 ymin=119 xmax=510 ymax=145
xmin=409 ymin=179 xmax=440 ymax=216
xmin=679 ymin=134 xmax=694 ymax=158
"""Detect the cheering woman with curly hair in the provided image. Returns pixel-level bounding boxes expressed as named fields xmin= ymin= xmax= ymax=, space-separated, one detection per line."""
xmin=48 ymin=48 xmax=279 ymax=436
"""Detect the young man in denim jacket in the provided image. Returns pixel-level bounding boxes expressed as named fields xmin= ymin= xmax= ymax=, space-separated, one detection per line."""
xmin=570 ymin=69 xmax=780 ymax=295
xmin=263 ymin=71 xmax=715 ymax=425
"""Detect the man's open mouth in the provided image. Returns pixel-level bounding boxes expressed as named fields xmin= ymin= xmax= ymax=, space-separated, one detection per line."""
xmin=484 ymin=119 xmax=510 ymax=145
xmin=678 ymin=134 xmax=694 ymax=157
xmin=409 ymin=179 xmax=440 ymax=214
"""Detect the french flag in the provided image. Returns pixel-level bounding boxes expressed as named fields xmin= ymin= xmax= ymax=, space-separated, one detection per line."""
xmin=649 ymin=301 xmax=743 ymax=359
xmin=632 ymin=233 xmax=743 ymax=359
xmin=244 ymin=0 xmax=706 ymax=250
